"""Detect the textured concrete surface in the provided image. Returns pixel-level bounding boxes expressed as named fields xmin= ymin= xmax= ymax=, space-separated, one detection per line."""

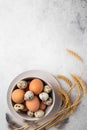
xmin=0 ymin=0 xmax=87 ymax=130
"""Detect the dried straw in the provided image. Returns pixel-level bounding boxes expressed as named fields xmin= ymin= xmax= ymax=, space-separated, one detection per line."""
xmin=66 ymin=49 xmax=83 ymax=62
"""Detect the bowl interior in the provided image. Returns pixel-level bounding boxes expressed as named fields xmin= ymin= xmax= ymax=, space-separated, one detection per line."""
xmin=7 ymin=72 xmax=56 ymax=121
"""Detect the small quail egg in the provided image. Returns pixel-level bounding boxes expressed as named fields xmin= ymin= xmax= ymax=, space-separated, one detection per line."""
xmin=27 ymin=111 xmax=34 ymax=117
xmin=34 ymin=110 xmax=44 ymax=118
xmin=24 ymin=91 xmax=34 ymax=100
xmin=17 ymin=80 xmax=28 ymax=89
xmin=44 ymin=85 xmax=52 ymax=93
xmin=14 ymin=104 xmax=24 ymax=112
xmin=43 ymin=97 xmax=53 ymax=106
xmin=39 ymin=92 xmax=49 ymax=101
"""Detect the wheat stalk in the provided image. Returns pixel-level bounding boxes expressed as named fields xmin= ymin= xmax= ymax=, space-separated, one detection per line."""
xmin=66 ymin=49 xmax=83 ymax=62
xmin=73 ymin=75 xmax=87 ymax=96
xmin=56 ymin=75 xmax=72 ymax=88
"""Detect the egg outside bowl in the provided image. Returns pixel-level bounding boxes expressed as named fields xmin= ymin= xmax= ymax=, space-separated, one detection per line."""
xmin=7 ymin=70 xmax=62 ymax=121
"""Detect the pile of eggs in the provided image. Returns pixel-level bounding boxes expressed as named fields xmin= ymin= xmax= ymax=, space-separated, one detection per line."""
xmin=11 ymin=78 xmax=53 ymax=118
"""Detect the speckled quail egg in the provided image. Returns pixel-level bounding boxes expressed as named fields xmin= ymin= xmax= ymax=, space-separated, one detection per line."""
xmin=34 ymin=110 xmax=44 ymax=118
xmin=24 ymin=91 xmax=34 ymax=100
xmin=43 ymin=97 xmax=53 ymax=106
xmin=27 ymin=111 xmax=34 ymax=117
xmin=44 ymin=85 xmax=52 ymax=93
xmin=14 ymin=104 xmax=24 ymax=112
xmin=39 ymin=92 xmax=49 ymax=101
xmin=17 ymin=80 xmax=28 ymax=89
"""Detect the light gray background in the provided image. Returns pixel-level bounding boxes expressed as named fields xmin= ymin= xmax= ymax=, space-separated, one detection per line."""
xmin=0 ymin=0 xmax=87 ymax=130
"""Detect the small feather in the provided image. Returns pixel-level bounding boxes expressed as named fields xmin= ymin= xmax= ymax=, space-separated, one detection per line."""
xmin=6 ymin=113 xmax=21 ymax=129
xmin=55 ymin=118 xmax=69 ymax=129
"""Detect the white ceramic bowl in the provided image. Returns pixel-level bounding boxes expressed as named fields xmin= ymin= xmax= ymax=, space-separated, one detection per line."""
xmin=7 ymin=70 xmax=61 ymax=121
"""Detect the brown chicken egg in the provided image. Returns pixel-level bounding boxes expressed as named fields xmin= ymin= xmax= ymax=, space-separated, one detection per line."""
xmin=11 ymin=89 xmax=25 ymax=103
xmin=40 ymin=102 xmax=46 ymax=110
xmin=25 ymin=96 xmax=40 ymax=112
xmin=29 ymin=79 xmax=43 ymax=95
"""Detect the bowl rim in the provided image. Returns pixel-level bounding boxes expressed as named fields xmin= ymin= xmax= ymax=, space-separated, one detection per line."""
xmin=7 ymin=70 xmax=61 ymax=121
